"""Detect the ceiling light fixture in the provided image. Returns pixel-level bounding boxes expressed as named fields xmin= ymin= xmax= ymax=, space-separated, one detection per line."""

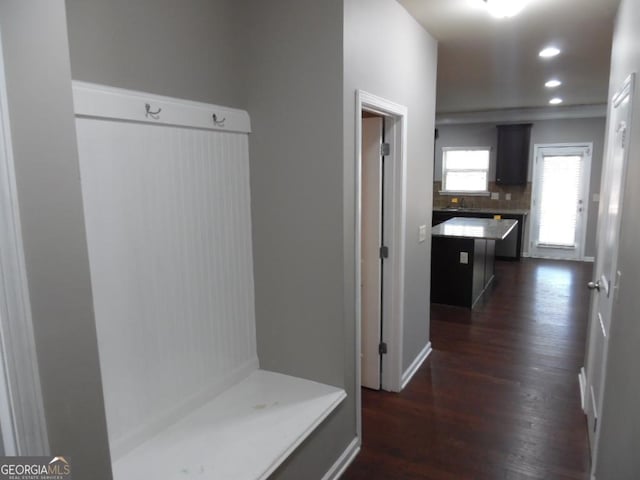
xmin=545 ymin=79 xmax=562 ymax=88
xmin=539 ymin=46 xmax=561 ymax=58
xmin=483 ymin=0 xmax=527 ymax=18
xmin=549 ymin=97 xmax=563 ymax=105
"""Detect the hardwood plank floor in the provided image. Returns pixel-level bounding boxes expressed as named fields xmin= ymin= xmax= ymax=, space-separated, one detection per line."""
xmin=344 ymin=258 xmax=593 ymax=480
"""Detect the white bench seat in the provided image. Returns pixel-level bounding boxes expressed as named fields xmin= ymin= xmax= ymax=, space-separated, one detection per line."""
xmin=112 ymin=370 xmax=346 ymax=480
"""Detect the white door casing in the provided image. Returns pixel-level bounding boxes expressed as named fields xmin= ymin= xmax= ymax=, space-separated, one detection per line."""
xmin=360 ymin=116 xmax=383 ymax=390
xmin=0 ymin=31 xmax=49 ymax=456
xmin=529 ymin=143 xmax=592 ymax=260
xmin=354 ymin=90 xmax=407 ymax=440
xmin=583 ymin=73 xmax=635 ymax=475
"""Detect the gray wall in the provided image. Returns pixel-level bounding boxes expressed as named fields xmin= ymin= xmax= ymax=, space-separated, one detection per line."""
xmin=241 ymin=1 xmax=352 ymax=478
xmin=595 ymin=0 xmax=640 ymax=477
xmin=435 ymin=117 xmax=606 ymax=257
xmin=66 ymin=0 xmax=245 ymax=108
xmin=0 ymin=1 xmax=112 ymax=478
xmin=344 ymin=0 xmax=437 ymax=372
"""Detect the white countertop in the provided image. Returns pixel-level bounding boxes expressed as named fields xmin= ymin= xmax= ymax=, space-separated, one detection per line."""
xmin=432 ymin=217 xmax=518 ymax=240
xmin=433 ymin=207 xmax=529 ymax=215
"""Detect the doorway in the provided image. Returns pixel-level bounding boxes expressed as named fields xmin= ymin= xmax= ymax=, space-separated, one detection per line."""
xmin=360 ymin=112 xmax=385 ymax=390
xmin=355 ymin=91 xmax=407 ymax=433
xmin=529 ymin=143 xmax=592 ymax=260
xmin=583 ymin=73 xmax=634 ymax=475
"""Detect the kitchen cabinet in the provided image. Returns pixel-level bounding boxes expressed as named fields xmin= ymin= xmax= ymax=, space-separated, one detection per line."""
xmin=496 ymin=124 xmax=532 ymax=185
xmin=431 ymin=218 xmax=517 ymax=308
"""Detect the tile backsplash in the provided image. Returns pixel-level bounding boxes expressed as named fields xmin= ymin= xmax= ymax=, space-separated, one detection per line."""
xmin=433 ymin=182 xmax=532 ymax=211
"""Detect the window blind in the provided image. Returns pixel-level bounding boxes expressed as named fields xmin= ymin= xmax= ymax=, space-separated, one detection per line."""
xmin=537 ymin=155 xmax=583 ymax=247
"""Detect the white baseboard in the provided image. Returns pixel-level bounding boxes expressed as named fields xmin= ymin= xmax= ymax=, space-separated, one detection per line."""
xmin=401 ymin=342 xmax=432 ymax=390
xmin=321 ymin=437 xmax=360 ymax=480
xmin=579 ymin=368 xmax=587 ymax=412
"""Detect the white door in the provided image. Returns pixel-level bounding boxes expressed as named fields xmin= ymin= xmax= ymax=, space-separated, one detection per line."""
xmin=361 ymin=116 xmax=383 ymax=390
xmin=529 ymin=143 xmax=592 ymax=260
xmin=584 ymin=74 xmax=634 ymax=468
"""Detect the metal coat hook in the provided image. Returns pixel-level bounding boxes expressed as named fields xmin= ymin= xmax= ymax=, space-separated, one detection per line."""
xmin=212 ymin=113 xmax=226 ymax=127
xmin=145 ymin=103 xmax=162 ymax=120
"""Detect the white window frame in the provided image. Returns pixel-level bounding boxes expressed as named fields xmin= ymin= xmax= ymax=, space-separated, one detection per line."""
xmin=440 ymin=146 xmax=491 ymax=196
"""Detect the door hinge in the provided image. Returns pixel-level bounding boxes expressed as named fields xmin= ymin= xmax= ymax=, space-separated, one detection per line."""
xmin=379 ymin=245 xmax=389 ymax=259
xmin=594 ymin=417 xmax=598 ymax=433
xmin=381 ymin=142 xmax=390 ymax=156
xmin=378 ymin=342 xmax=388 ymax=355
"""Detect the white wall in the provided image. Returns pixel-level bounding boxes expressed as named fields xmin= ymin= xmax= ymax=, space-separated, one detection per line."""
xmin=344 ymin=0 xmax=438 ymax=373
xmin=66 ymin=0 xmax=245 ymax=108
xmin=434 ymin=117 xmax=606 ymax=257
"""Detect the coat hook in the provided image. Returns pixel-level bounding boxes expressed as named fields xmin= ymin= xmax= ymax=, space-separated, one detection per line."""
xmin=145 ymin=103 xmax=162 ymax=120
xmin=212 ymin=113 xmax=226 ymax=127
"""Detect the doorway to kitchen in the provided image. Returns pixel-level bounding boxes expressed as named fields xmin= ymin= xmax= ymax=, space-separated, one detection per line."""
xmin=529 ymin=143 xmax=592 ymax=260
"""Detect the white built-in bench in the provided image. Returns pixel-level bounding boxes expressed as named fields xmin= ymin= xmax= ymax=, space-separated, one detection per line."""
xmin=73 ymin=83 xmax=346 ymax=480
xmin=112 ymin=370 xmax=345 ymax=480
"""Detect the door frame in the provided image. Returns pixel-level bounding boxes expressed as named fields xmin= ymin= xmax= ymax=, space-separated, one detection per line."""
xmin=528 ymin=142 xmax=592 ymax=260
xmin=583 ymin=73 xmax=635 ymax=479
xmin=0 ymin=31 xmax=49 ymax=455
xmin=355 ymin=90 xmax=407 ymax=436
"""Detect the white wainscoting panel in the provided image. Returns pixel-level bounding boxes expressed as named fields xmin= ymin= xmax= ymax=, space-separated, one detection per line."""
xmin=76 ymin=118 xmax=258 ymax=459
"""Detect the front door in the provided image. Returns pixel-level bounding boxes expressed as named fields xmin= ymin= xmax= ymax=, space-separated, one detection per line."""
xmin=529 ymin=143 xmax=592 ymax=260
xmin=584 ymin=74 xmax=634 ymax=469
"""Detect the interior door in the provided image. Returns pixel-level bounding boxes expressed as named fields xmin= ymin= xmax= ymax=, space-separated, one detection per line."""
xmin=361 ymin=116 xmax=384 ymax=390
xmin=584 ymin=74 xmax=634 ymax=464
xmin=529 ymin=144 xmax=591 ymax=260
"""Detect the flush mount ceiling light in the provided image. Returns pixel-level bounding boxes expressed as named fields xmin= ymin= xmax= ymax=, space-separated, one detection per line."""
xmin=549 ymin=97 xmax=563 ymax=105
xmin=483 ymin=0 xmax=527 ymax=18
xmin=545 ymin=79 xmax=562 ymax=88
xmin=539 ymin=46 xmax=561 ymax=58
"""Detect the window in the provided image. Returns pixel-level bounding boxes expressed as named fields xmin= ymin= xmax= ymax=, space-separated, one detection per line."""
xmin=441 ymin=147 xmax=490 ymax=194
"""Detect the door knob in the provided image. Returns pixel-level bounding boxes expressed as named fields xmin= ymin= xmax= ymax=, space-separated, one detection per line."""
xmin=587 ymin=281 xmax=601 ymax=291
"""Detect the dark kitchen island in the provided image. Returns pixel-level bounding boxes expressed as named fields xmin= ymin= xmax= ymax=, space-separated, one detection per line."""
xmin=431 ymin=217 xmax=517 ymax=308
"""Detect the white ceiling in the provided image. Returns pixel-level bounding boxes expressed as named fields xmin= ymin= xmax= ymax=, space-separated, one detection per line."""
xmin=397 ymin=0 xmax=620 ymax=114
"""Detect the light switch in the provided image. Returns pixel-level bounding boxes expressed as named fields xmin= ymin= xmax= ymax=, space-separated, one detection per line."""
xmin=505 ymin=193 xmax=512 ymax=201
xmin=460 ymin=251 xmax=469 ymax=264
xmin=491 ymin=192 xmax=500 ymax=200
xmin=593 ymin=193 xmax=600 ymax=202
xmin=419 ymin=225 xmax=427 ymax=243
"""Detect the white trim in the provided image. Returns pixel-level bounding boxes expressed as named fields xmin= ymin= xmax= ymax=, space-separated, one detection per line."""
xmin=321 ymin=437 xmax=361 ymax=480
xmin=0 ymin=32 xmax=49 ymax=455
xmin=401 ymin=342 xmax=432 ymax=390
xmin=579 ymin=368 xmax=587 ymax=412
xmin=436 ymin=104 xmax=606 ymax=125
xmin=72 ymin=81 xmax=251 ymax=134
xmin=583 ymin=256 xmax=595 ymax=263
xmin=355 ymin=90 xmax=408 ymax=439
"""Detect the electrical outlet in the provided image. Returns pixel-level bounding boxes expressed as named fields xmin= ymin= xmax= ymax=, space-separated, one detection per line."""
xmin=460 ymin=251 xmax=469 ymax=264
xmin=505 ymin=193 xmax=512 ymax=201
xmin=419 ymin=225 xmax=427 ymax=243
xmin=491 ymin=192 xmax=500 ymax=200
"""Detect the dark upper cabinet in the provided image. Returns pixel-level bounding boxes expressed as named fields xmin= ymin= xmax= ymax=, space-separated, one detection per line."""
xmin=496 ymin=124 xmax=532 ymax=185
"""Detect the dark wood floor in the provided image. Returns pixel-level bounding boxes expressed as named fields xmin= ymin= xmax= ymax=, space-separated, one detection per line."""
xmin=345 ymin=258 xmax=593 ymax=480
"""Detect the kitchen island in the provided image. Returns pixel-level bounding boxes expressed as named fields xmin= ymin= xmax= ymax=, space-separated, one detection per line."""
xmin=431 ymin=217 xmax=517 ymax=308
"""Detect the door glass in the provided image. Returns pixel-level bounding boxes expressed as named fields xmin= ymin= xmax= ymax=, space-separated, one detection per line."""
xmin=537 ymin=154 xmax=583 ymax=247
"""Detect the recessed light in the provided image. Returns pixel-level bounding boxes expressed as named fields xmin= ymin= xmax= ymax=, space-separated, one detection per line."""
xmin=539 ymin=46 xmax=561 ymax=58
xmin=545 ymin=79 xmax=562 ymax=88
xmin=549 ymin=97 xmax=563 ymax=105
xmin=484 ymin=0 xmax=527 ymax=18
